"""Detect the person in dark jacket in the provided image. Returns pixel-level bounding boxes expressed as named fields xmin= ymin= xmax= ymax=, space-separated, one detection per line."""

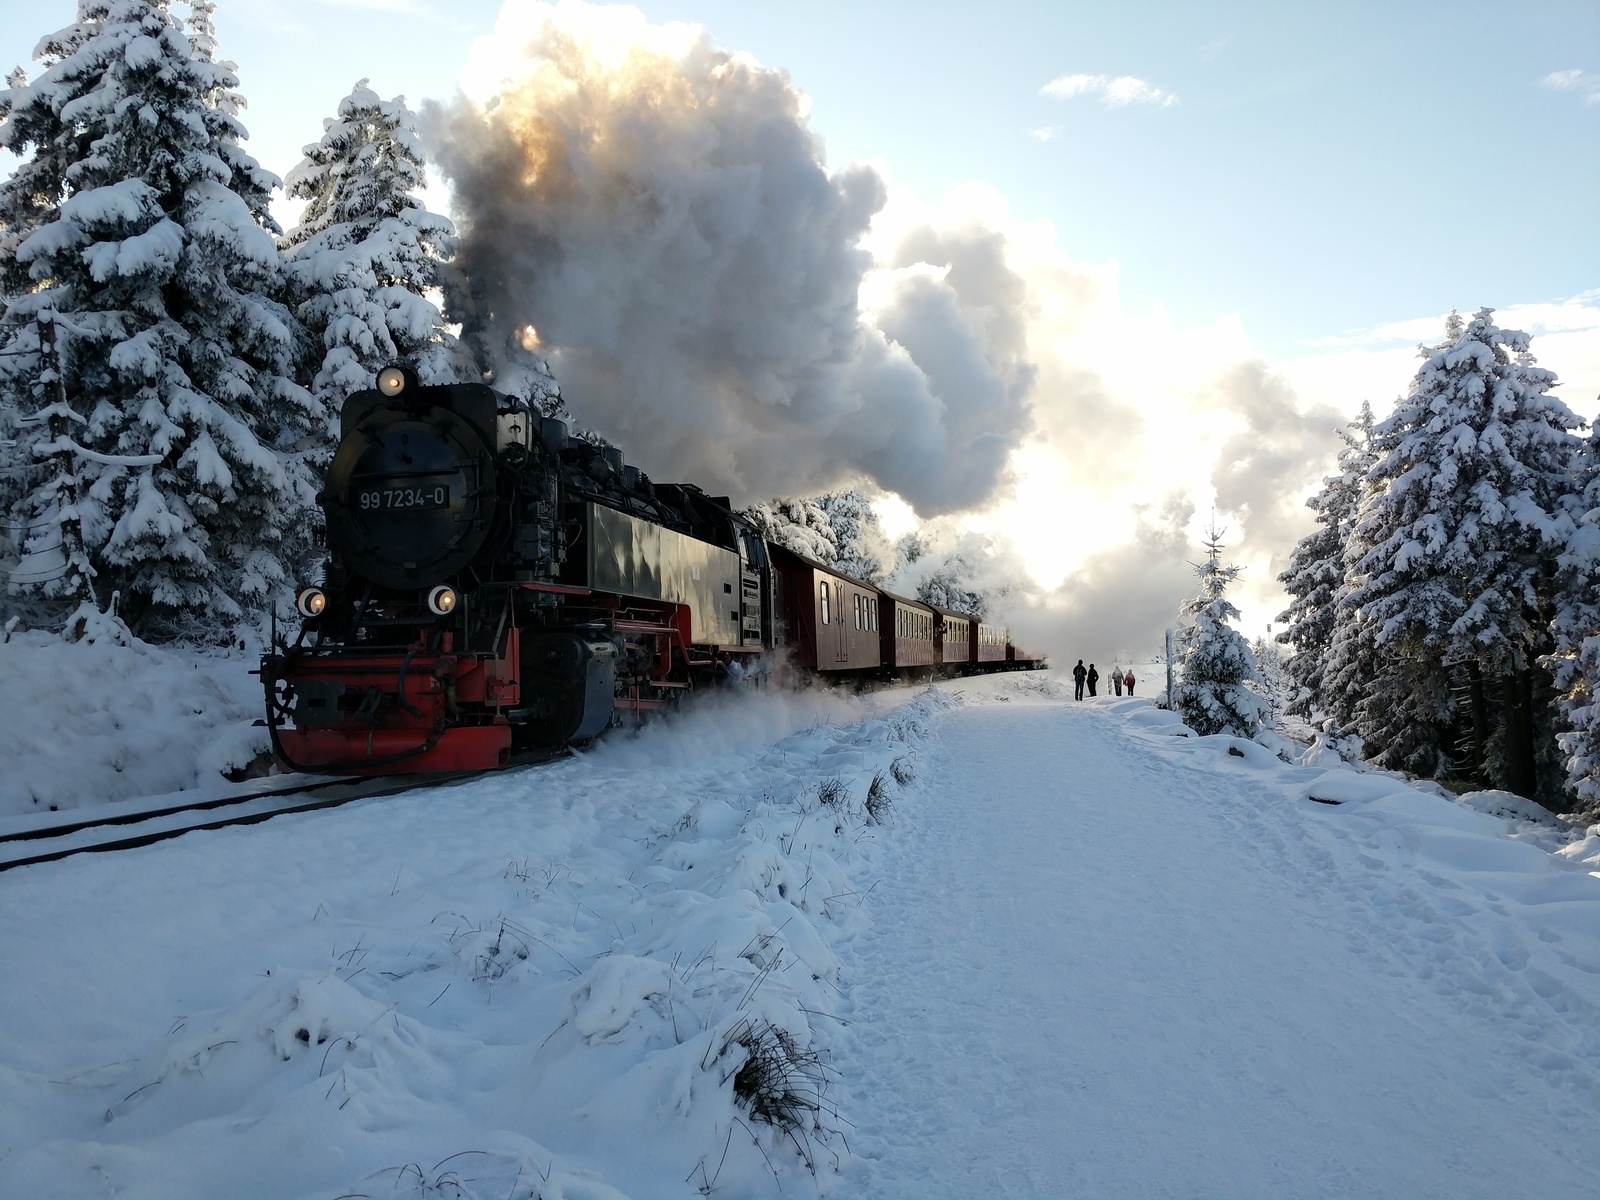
xmin=1073 ymin=659 xmax=1087 ymax=700
xmin=1087 ymin=663 xmax=1099 ymax=696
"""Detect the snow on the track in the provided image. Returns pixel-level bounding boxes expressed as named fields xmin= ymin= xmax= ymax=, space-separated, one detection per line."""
xmin=2 ymin=675 xmax=1598 ymax=1198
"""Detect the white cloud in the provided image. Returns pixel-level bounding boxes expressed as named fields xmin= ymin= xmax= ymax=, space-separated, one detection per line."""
xmin=1029 ymin=126 xmax=1058 ymax=142
xmin=1040 ymin=73 xmax=1178 ymax=108
xmin=1541 ymin=68 xmax=1600 ymax=103
xmin=862 ymin=181 xmax=1600 ymax=660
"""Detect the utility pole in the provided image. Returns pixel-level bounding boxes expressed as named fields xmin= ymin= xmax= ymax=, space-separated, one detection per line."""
xmin=1165 ymin=627 xmax=1174 ymax=709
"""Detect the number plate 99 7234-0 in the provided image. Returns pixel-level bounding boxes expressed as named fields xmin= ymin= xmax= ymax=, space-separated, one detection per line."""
xmin=356 ymin=485 xmax=450 ymax=511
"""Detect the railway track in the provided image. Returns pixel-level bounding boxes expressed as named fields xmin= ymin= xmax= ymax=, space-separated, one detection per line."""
xmin=0 ymin=750 xmax=566 ymax=872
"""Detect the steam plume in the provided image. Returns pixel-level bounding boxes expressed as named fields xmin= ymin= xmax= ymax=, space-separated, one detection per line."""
xmin=424 ymin=1 xmax=1033 ymax=515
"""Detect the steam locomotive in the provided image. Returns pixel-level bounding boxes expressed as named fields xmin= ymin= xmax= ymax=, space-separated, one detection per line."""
xmin=262 ymin=366 xmax=1041 ymax=774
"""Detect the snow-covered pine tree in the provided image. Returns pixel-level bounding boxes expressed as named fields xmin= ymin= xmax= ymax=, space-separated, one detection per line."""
xmin=814 ymin=487 xmax=895 ymax=583
xmin=916 ymin=551 xmax=991 ymax=618
xmin=184 ymin=0 xmax=218 ymax=61
xmin=895 ymin=529 xmax=927 ymax=568
xmin=0 ymin=11 xmax=109 ymax=544
xmin=3 ymin=0 xmax=320 ymax=635
xmin=182 ymin=0 xmax=275 ymax=231
xmin=1548 ymin=414 xmax=1600 ymax=811
xmin=1346 ymin=310 xmax=1581 ymax=796
xmin=1173 ymin=524 xmax=1269 ymax=738
xmin=741 ymin=496 xmax=839 ymax=563
xmin=282 ymin=79 xmax=480 ymax=432
xmin=1275 ymin=401 xmax=1375 ymax=717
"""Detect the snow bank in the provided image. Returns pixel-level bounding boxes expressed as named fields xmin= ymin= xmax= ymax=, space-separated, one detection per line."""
xmin=0 ymin=684 xmax=952 ymax=1198
xmin=0 ymin=629 xmax=268 ymax=816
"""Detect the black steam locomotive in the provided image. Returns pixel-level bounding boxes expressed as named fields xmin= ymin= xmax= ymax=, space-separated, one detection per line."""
xmin=263 ymin=366 xmax=1038 ymax=774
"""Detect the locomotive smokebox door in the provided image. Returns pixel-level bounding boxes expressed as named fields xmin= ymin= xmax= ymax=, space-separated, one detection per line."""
xmin=321 ymin=406 xmax=498 ymax=589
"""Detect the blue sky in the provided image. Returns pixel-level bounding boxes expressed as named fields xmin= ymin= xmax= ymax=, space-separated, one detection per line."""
xmin=5 ymin=1 xmax=1594 ymax=354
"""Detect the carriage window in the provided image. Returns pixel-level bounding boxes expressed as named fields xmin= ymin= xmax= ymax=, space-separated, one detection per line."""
xmin=820 ymin=581 xmax=830 ymax=625
xmin=870 ymin=598 xmax=877 ymax=631
xmin=853 ymin=594 xmax=861 ymax=629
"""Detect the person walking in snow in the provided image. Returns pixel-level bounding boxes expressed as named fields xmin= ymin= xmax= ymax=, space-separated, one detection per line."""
xmin=1112 ymin=665 xmax=1124 ymax=696
xmin=1073 ymin=659 xmax=1087 ymax=700
xmin=1087 ymin=664 xmax=1099 ymax=697
xmin=1124 ymin=668 xmax=1136 ymax=695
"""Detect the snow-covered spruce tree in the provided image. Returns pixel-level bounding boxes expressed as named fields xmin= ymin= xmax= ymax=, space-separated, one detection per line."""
xmin=282 ymin=79 xmax=477 ymax=433
xmin=3 ymin=0 xmax=320 ymax=636
xmin=182 ymin=0 xmax=274 ymax=230
xmin=0 ymin=11 xmax=110 ymax=547
xmin=1548 ymin=415 xmax=1600 ymax=811
xmin=0 ymin=315 xmax=101 ymax=620
xmin=917 ymin=551 xmax=991 ymax=619
xmin=1275 ymin=401 xmax=1375 ymax=718
xmin=1346 ymin=310 xmax=1581 ymax=797
xmin=815 ymin=487 xmax=895 ymax=583
xmin=741 ymin=496 xmax=839 ymax=564
xmin=1173 ymin=525 xmax=1269 ymax=738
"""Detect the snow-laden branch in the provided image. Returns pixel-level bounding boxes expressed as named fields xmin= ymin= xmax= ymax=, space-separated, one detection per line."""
xmin=32 ymin=435 xmax=163 ymax=467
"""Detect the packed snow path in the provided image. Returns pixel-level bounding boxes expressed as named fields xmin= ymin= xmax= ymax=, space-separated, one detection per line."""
xmin=837 ymin=697 xmax=1600 ymax=1198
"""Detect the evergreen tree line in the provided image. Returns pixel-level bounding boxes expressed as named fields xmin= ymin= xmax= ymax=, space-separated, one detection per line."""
xmin=0 ymin=0 xmax=522 ymax=639
xmin=1277 ymin=310 xmax=1600 ymax=812
xmin=743 ymin=487 xmax=1007 ymax=620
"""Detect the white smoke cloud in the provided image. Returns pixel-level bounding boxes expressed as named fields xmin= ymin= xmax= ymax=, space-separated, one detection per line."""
xmin=423 ymin=0 xmax=1034 ymax=516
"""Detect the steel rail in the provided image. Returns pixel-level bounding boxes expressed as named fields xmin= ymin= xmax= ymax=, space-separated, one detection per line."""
xmin=0 ymin=749 xmax=566 ymax=873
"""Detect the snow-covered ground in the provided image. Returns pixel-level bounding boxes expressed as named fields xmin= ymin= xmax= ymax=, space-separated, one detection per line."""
xmin=0 ymin=628 xmax=269 ymax=816
xmin=2 ymin=669 xmax=1598 ymax=1198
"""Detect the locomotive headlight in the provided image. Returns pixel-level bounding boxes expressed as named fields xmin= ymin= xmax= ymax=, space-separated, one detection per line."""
xmin=376 ymin=366 xmax=408 ymax=397
xmin=427 ymin=585 xmax=458 ymax=616
xmin=296 ymin=587 xmax=327 ymax=618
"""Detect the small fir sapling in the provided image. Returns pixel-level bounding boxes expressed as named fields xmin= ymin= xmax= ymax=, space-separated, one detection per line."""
xmin=1172 ymin=523 xmax=1270 ymax=738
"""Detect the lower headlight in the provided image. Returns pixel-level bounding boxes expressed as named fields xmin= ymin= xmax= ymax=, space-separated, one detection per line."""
xmin=427 ymin=585 xmax=458 ymax=616
xmin=296 ymin=588 xmax=327 ymax=618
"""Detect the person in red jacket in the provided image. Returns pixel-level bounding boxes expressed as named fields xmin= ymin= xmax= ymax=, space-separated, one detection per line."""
xmin=1124 ymin=668 xmax=1136 ymax=695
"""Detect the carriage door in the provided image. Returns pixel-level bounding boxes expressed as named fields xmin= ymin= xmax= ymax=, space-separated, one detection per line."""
xmin=835 ymin=583 xmax=849 ymax=663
